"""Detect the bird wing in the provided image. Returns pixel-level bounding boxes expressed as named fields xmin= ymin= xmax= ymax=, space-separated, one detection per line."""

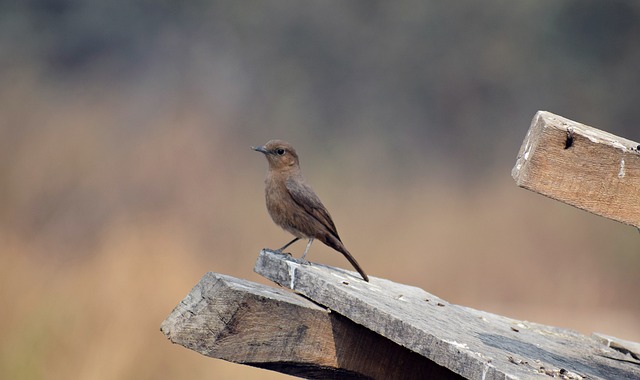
xmin=285 ymin=176 xmax=341 ymax=240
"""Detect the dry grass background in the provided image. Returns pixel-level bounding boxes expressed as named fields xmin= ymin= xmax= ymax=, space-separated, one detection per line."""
xmin=1 ymin=79 xmax=638 ymax=380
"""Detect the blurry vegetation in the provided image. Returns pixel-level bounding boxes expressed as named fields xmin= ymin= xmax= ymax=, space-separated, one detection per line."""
xmin=1 ymin=1 xmax=639 ymax=379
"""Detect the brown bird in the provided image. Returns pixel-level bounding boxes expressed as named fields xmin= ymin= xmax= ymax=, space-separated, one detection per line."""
xmin=252 ymin=140 xmax=369 ymax=282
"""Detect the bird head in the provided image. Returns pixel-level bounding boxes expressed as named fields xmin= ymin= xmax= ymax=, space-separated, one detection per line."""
xmin=251 ymin=140 xmax=300 ymax=170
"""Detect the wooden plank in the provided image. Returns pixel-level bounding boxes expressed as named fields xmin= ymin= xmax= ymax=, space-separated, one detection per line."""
xmin=254 ymin=250 xmax=640 ymax=380
xmin=593 ymin=333 xmax=640 ymax=362
xmin=512 ymin=111 xmax=640 ymax=228
xmin=160 ymin=272 xmax=462 ymax=379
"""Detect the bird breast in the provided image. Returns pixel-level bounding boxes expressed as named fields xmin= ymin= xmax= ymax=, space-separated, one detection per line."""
xmin=264 ymin=174 xmax=313 ymax=239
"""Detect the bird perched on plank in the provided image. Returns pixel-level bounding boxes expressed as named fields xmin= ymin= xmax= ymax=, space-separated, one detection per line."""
xmin=252 ymin=140 xmax=369 ymax=282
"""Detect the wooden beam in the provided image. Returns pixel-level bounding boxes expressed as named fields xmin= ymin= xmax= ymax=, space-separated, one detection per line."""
xmin=160 ymin=272 xmax=461 ymax=379
xmin=593 ymin=333 xmax=640 ymax=362
xmin=254 ymin=250 xmax=640 ymax=380
xmin=512 ymin=111 xmax=640 ymax=228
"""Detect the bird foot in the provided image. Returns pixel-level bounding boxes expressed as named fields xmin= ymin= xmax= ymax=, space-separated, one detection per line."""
xmin=264 ymin=248 xmax=292 ymax=256
xmin=263 ymin=248 xmax=310 ymax=265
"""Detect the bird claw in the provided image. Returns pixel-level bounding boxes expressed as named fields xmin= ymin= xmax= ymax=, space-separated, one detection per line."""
xmin=263 ymin=248 xmax=309 ymax=265
xmin=264 ymin=248 xmax=292 ymax=256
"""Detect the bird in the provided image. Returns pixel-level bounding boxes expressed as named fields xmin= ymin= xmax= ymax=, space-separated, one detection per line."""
xmin=252 ymin=140 xmax=369 ymax=282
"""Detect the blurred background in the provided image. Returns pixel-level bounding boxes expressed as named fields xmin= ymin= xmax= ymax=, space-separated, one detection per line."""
xmin=2 ymin=1 xmax=640 ymax=379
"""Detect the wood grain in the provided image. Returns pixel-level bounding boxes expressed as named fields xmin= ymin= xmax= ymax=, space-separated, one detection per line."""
xmin=161 ymin=272 xmax=460 ymax=379
xmin=254 ymin=250 xmax=640 ymax=380
xmin=512 ymin=111 xmax=640 ymax=228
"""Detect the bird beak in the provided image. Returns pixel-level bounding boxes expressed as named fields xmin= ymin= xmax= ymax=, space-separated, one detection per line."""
xmin=251 ymin=145 xmax=268 ymax=154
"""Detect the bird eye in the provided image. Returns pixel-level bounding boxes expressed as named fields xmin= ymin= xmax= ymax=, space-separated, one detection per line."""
xmin=276 ymin=148 xmax=286 ymax=156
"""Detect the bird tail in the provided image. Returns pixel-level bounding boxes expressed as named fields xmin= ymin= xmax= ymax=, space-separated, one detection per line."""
xmin=326 ymin=235 xmax=369 ymax=282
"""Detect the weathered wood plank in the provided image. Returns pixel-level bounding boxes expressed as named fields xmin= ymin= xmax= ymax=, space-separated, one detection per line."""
xmin=593 ymin=333 xmax=640 ymax=362
xmin=160 ymin=272 xmax=462 ymax=379
xmin=255 ymin=250 xmax=640 ymax=380
xmin=512 ymin=111 xmax=640 ymax=228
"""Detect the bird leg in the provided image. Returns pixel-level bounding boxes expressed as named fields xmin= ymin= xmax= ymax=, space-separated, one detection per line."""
xmin=301 ymin=238 xmax=314 ymax=260
xmin=273 ymin=237 xmax=300 ymax=255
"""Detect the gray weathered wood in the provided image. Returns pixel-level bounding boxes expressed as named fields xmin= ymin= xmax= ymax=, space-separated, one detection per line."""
xmin=593 ymin=333 xmax=640 ymax=362
xmin=512 ymin=111 xmax=640 ymax=228
xmin=254 ymin=250 xmax=640 ymax=380
xmin=161 ymin=272 xmax=462 ymax=379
